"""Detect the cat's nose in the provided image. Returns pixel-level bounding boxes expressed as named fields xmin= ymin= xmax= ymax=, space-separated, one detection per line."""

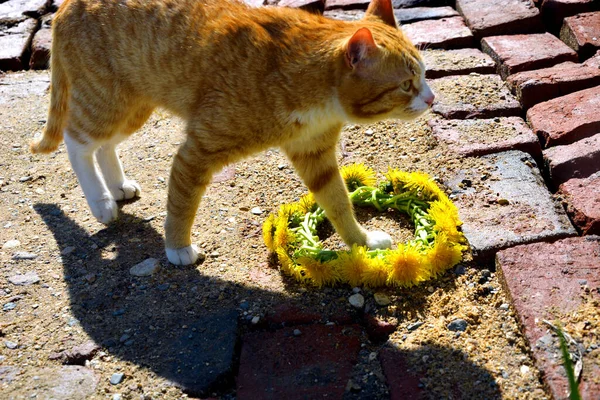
xmin=424 ymin=93 xmax=435 ymax=106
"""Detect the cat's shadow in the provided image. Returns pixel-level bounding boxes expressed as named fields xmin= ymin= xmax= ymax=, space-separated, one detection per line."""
xmin=34 ymin=203 xmax=501 ymax=399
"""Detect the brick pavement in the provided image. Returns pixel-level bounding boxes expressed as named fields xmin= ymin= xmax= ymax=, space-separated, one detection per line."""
xmin=2 ymin=0 xmax=599 ymax=398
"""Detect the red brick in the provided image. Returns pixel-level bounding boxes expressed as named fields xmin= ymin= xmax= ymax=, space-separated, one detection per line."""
xmin=496 ymin=236 xmax=600 ymax=400
xmin=543 ymin=133 xmax=600 ymax=185
xmin=402 ymin=16 xmax=474 ymax=50
xmin=392 ymin=0 xmax=448 ymax=7
xmin=448 ymin=151 xmax=575 ymax=262
xmin=265 ymin=303 xmax=323 ymax=326
xmin=541 ymin=0 xmax=600 ymax=33
xmin=380 ymin=346 xmax=424 ymax=400
xmin=324 ymin=0 xmax=370 ymax=10
xmin=482 ymin=33 xmax=578 ymax=80
xmin=236 ymin=324 xmax=362 ymax=399
xmin=559 ymin=172 xmax=600 ymax=235
xmin=527 ymin=86 xmax=600 ymax=147
xmin=29 ymin=14 xmax=53 ymax=70
xmin=561 ymin=11 xmax=600 ymax=61
xmin=456 ymin=0 xmax=543 ymax=38
xmin=0 ymin=18 xmax=37 ymax=72
xmin=422 ymin=48 xmax=496 ymax=79
xmin=428 ymin=117 xmax=541 ymax=160
xmin=279 ymin=0 xmax=325 ymax=13
xmin=324 ymin=6 xmax=458 ymax=23
xmin=583 ymin=49 xmax=600 ymax=67
xmin=506 ymin=61 xmax=600 ymax=109
xmin=429 ymin=74 xmax=521 ymax=119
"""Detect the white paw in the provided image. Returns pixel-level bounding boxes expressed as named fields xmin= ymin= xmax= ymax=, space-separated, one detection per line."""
xmin=366 ymin=230 xmax=393 ymax=250
xmin=90 ymin=196 xmax=118 ymax=224
xmin=166 ymin=245 xmax=199 ymax=266
xmin=110 ymin=180 xmax=141 ymax=201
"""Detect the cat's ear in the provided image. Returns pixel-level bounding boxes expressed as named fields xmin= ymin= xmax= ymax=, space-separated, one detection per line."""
xmin=365 ymin=0 xmax=397 ymax=28
xmin=346 ymin=28 xmax=377 ymax=69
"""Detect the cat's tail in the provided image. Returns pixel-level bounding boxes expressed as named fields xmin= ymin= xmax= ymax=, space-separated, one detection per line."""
xmin=30 ymin=54 xmax=69 ymax=154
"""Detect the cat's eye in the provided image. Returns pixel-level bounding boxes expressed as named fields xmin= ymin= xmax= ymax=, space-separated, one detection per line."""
xmin=400 ymin=80 xmax=412 ymax=91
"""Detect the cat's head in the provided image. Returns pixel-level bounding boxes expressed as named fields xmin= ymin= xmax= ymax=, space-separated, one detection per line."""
xmin=336 ymin=0 xmax=434 ymax=123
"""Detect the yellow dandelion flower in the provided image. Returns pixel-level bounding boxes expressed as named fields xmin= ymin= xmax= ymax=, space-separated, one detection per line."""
xmin=427 ymin=200 xmax=464 ymax=243
xmin=273 ymin=216 xmax=294 ymax=250
xmin=277 ymin=248 xmax=305 ymax=282
xmin=262 ymin=214 xmax=276 ymax=252
xmin=332 ymin=244 xmax=370 ymax=287
xmin=386 ymin=244 xmax=430 ymax=287
xmin=341 ymin=163 xmax=377 ymax=191
xmin=361 ymin=256 xmax=391 ymax=288
xmin=427 ymin=233 xmax=463 ymax=277
xmin=278 ymin=203 xmax=300 ymax=220
xmin=298 ymin=193 xmax=317 ymax=214
xmin=386 ymin=169 xmax=412 ymax=194
xmin=297 ymin=256 xmax=338 ymax=288
xmin=404 ymin=171 xmax=445 ymax=201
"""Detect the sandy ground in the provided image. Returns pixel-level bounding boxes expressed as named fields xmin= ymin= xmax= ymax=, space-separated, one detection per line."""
xmin=1 ymin=71 xmax=549 ymax=399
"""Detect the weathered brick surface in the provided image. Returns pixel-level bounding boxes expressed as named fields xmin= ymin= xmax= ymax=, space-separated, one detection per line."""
xmin=0 ymin=0 xmax=50 ymax=24
xmin=402 ymin=16 xmax=474 ymax=49
xmin=241 ymin=0 xmax=265 ymax=6
xmin=379 ymin=346 xmax=424 ymax=400
xmin=506 ymin=61 xmax=600 ymax=109
xmin=583 ymin=49 xmax=600 ymax=67
xmin=0 ymin=18 xmax=37 ymax=72
xmin=541 ymin=0 xmax=600 ymax=33
xmin=422 ymin=48 xmax=496 ymax=79
xmin=456 ymin=0 xmax=543 ymax=38
xmin=428 ymin=117 xmax=541 ymax=160
xmin=392 ymin=0 xmax=448 ymax=7
xmin=448 ymin=150 xmax=575 ymax=262
xmin=543 ymin=133 xmax=600 ymax=185
xmin=236 ymin=324 xmax=362 ymax=399
xmin=482 ymin=33 xmax=578 ymax=80
xmin=430 ymin=74 xmax=521 ymax=119
xmin=323 ymin=7 xmax=458 ymax=23
xmin=29 ymin=13 xmax=52 ymax=70
xmin=558 ymin=171 xmax=600 ymax=235
xmin=496 ymin=236 xmax=600 ymax=400
xmin=324 ymin=0 xmax=370 ymax=10
xmin=561 ymin=12 xmax=600 ymax=61
xmin=527 ymin=85 xmax=600 ymax=147
xmin=279 ymin=0 xmax=325 ymax=13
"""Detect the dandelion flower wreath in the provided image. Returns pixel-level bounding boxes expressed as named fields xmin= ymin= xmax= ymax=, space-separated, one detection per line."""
xmin=262 ymin=164 xmax=468 ymax=288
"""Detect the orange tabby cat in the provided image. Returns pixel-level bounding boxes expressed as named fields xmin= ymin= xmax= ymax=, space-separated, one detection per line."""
xmin=31 ymin=0 xmax=434 ymax=266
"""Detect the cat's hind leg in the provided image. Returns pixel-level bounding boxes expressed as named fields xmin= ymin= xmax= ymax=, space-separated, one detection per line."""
xmin=96 ymin=105 xmax=154 ymax=201
xmin=64 ymin=132 xmax=118 ymax=224
xmin=96 ymin=136 xmax=141 ymax=201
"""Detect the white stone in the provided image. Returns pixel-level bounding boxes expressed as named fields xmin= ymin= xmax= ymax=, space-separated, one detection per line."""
xmin=348 ymin=293 xmax=365 ymax=309
xmin=129 ymin=258 xmax=160 ymax=277
xmin=2 ymin=239 xmax=20 ymax=249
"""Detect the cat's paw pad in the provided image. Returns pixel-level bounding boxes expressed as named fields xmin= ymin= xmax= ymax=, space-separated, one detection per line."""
xmin=366 ymin=230 xmax=392 ymax=250
xmin=110 ymin=180 xmax=141 ymax=201
xmin=90 ymin=197 xmax=118 ymax=224
xmin=166 ymin=245 xmax=200 ymax=266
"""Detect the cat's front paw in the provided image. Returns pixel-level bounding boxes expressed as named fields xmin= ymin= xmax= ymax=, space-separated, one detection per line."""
xmin=110 ymin=180 xmax=141 ymax=201
xmin=166 ymin=245 xmax=200 ymax=266
xmin=90 ymin=196 xmax=119 ymax=224
xmin=366 ymin=230 xmax=392 ymax=250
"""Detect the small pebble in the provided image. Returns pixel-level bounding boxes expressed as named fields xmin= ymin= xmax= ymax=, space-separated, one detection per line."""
xmin=373 ymin=292 xmax=391 ymax=306
xmin=352 ymin=287 xmax=361 ymax=294
xmin=8 ymin=271 xmax=40 ymax=286
xmin=497 ymin=198 xmax=509 ymax=206
xmin=365 ymin=129 xmax=374 ymax=136
xmin=499 ymin=303 xmax=509 ymax=311
xmin=348 ymin=293 xmax=365 ymax=309
xmin=110 ymin=373 xmax=124 ymax=385
xmin=5 ymin=341 xmax=18 ymax=349
xmin=112 ymin=309 xmax=125 ymax=317
xmin=129 ymin=258 xmax=161 ymax=277
xmin=447 ymin=319 xmax=468 ymax=332
xmin=250 ymin=207 xmax=263 ymax=215
xmin=112 ymin=394 xmax=122 ymax=400
xmin=3 ymin=302 xmax=16 ymax=311
xmin=368 ymin=352 xmax=377 ymax=361
xmin=2 ymin=239 xmax=20 ymax=249
xmin=251 ymin=316 xmax=260 ymax=325
xmin=293 ymin=329 xmax=302 ymax=337
xmin=12 ymin=252 xmax=38 ymax=260
xmin=519 ymin=365 xmax=530 ymax=376
xmin=19 ymin=176 xmax=32 ymax=182
xmin=60 ymin=246 xmax=76 ymax=255
xmin=407 ymin=321 xmax=424 ymax=331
